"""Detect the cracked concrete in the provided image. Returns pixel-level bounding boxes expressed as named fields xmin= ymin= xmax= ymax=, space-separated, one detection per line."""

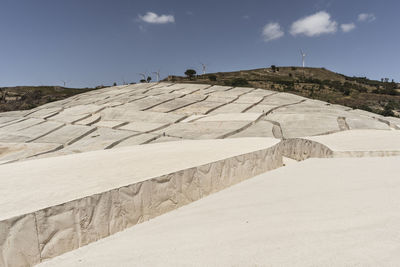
xmin=1 ymin=82 xmax=400 ymax=266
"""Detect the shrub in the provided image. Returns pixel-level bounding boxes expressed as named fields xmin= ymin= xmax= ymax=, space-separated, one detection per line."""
xmin=382 ymin=105 xmax=395 ymax=116
xmin=231 ymin=78 xmax=249 ymax=87
xmin=208 ymin=75 xmax=217 ymax=81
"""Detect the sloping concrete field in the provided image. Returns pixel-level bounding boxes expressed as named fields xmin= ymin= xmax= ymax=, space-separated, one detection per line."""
xmin=0 ymin=82 xmax=400 ymax=266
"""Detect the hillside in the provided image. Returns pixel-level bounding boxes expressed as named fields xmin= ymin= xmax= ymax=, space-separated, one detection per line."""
xmin=1 ymin=82 xmax=400 ymax=266
xmin=166 ymin=67 xmax=400 ymax=117
xmin=0 ymin=86 xmax=99 ymax=112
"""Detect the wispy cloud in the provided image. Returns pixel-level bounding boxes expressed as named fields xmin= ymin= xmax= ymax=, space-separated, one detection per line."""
xmin=341 ymin=23 xmax=356 ymax=33
xmin=290 ymin=11 xmax=337 ymax=37
xmin=242 ymin=15 xmax=250 ymax=20
xmin=358 ymin=13 xmax=376 ymax=22
xmin=138 ymin=12 xmax=175 ymax=24
xmin=262 ymin=22 xmax=284 ymax=42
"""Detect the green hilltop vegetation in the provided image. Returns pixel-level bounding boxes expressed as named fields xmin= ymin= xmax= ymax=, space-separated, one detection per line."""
xmin=166 ymin=66 xmax=400 ymax=117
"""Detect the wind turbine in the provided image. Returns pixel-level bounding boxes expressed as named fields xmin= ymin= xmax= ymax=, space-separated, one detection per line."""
xmin=138 ymin=73 xmax=146 ymax=81
xmin=200 ymin=63 xmax=207 ymax=75
xmin=152 ymin=70 xmax=160 ymax=82
xmin=60 ymin=80 xmax=70 ymax=87
xmin=300 ymin=49 xmax=306 ymax=68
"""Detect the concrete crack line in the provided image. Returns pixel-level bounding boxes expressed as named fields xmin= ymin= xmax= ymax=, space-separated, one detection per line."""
xmin=166 ymin=96 xmax=209 ymax=113
xmin=241 ymin=93 xmax=278 ymax=113
xmin=104 ymin=132 xmax=145 ymax=149
xmin=26 ymin=123 xmax=67 ymax=143
xmin=66 ymin=127 xmax=98 ymax=146
xmin=0 ymin=118 xmax=28 ymax=129
xmin=265 ymin=99 xmax=306 ymax=117
xmin=217 ymin=113 xmax=266 ymax=139
xmin=127 ymin=95 xmax=149 ymax=103
xmin=204 ymin=95 xmax=242 ymax=115
xmin=141 ymin=98 xmax=177 ymax=111
xmin=222 ymin=99 xmax=306 ymax=139
xmin=16 ymin=120 xmax=48 ymax=131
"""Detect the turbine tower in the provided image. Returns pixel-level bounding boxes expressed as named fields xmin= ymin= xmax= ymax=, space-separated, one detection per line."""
xmin=60 ymin=80 xmax=70 ymax=87
xmin=300 ymin=49 xmax=306 ymax=68
xmin=201 ymin=63 xmax=207 ymax=75
xmin=152 ymin=70 xmax=160 ymax=82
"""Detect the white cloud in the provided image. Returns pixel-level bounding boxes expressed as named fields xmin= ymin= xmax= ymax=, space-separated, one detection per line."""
xmin=290 ymin=11 xmax=338 ymax=37
xmin=341 ymin=23 xmax=356 ymax=32
xmin=262 ymin=22 xmax=284 ymax=42
xmin=358 ymin=13 xmax=376 ymax=22
xmin=138 ymin=12 xmax=175 ymax=24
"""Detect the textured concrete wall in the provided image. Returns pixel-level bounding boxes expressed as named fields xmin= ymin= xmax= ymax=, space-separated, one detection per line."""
xmin=279 ymin=138 xmax=334 ymax=161
xmin=0 ymin=144 xmax=282 ymax=267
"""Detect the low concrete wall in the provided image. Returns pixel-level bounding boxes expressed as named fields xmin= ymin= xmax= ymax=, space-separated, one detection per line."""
xmin=0 ymin=144 xmax=282 ymax=267
xmin=333 ymin=150 xmax=400 ymax=158
xmin=279 ymin=138 xmax=334 ymax=161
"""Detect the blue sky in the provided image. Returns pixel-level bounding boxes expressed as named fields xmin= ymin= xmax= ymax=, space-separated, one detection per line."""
xmin=0 ymin=0 xmax=399 ymax=87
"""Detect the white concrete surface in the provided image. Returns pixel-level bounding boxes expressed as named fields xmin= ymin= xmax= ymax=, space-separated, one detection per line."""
xmin=306 ymin=129 xmax=400 ymax=153
xmin=0 ymin=138 xmax=282 ymax=266
xmin=1 ymin=83 xmax=395 ymax=162
xmin=0 ymin=138 xmax=279 ymax=220
xmin=39 ymin=156 xmax=400 ymax=267
xmin=196 ymin=113 xmax=262 ymax=122
xmin=1 ymin=82 xmax=400 ymax=266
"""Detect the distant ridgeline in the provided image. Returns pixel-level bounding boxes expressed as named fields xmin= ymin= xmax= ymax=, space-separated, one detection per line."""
xmin=166 ymin=67 xmax=400 ymax=117
xmin=0 ymin=86 xmax=98 ymax=112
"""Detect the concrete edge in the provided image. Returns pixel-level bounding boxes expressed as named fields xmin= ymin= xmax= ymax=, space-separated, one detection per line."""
xmin=0 ymin=144 xmax=283 ymax=266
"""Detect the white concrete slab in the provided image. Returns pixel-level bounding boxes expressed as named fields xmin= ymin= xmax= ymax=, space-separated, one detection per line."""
xmin=0 ymin=121 xmax=63 ymax=143
xmin=0 ymin=118 xmax=44 ymax=132
xmin=50 ymin=105 xmax=104 ymax=123
xmin=156 ymin=121 xmax=250 ymax=139
xmin=39 ymin=156 xmax=400 ymax=267
xmin=229 ymin=120 xmax=275 ymax=138
xmin=197 ymin=113 xmax=262 ymax=122
xmin=118 ymin=122 xmax=167 ymax=132
xmin=0 ymin=116 xmax=21 ymax=126
xmin=306 ymin=129 xmax=400 ymax=153
xmin=267 ymin=113 xmax=341 ymax=138
xmin=210 ymin=103 xmax=253 ymax=113
xmin=93 ymin=120 xmax=127 ymax=129
xmin=149 ymin=98 xmax=202 ymax=113
xmin=58 ymin=128 xmax=135 ymax=153
xmin=0 ymin=142 xmax=61 ymax=164
xmin=0 ymin=138 xmax=279 ymax=220
xmin=74 ymin=114 xmax=101 ymax=126
xmin=100 ymin=108 xmax=185 ymax=123
xmin=173 ymin=101 xmax=224 ymax=115
xmin=33 ymin=125 xmax=95 ymax=145
xmin=114 ymin=133 xmax=159 ymax=147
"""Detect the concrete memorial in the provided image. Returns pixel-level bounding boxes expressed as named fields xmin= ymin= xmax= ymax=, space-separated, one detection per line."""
xmin=0 ymin=82 xmax=399 ymax=266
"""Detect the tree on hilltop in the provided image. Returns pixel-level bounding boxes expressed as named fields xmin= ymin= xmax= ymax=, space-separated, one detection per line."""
xmin=185 ymin=69 xmax=196 ymax=79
